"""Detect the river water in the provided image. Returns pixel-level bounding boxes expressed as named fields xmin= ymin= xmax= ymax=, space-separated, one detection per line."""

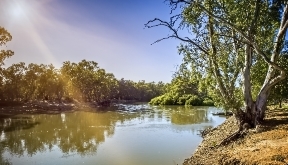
xmin=0 ymin=104 xmax=226 ymax=165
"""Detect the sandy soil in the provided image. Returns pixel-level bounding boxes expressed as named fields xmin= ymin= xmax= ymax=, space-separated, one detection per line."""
xmin=183 ymin=108 xmax=288 ymax=165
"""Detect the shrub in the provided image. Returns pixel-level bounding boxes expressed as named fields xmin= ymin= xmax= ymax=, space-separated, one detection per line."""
xmin=150 ymin=94 xmax=214 ymax=106
xmin=149 ymin=95 xmax=163 ymax=105
xmin=161 ymin=95 xmax=174 ymax=105
xmin=202 ymin=98 xmax=214 ymax=106
xmin=185 ymin=95 xmax=202 ymax=106
xmin=177 ymin=94 xmax=192 ymax=105
xmin=149 ymin=94 xmax=174 ymax=105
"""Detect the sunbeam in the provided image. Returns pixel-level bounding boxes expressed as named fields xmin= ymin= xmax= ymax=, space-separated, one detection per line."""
xmin=2 ymin=0 xmax=59 ymax=65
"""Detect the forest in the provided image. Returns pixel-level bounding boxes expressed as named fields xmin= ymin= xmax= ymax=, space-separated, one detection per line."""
xmin=0 ymin=59 xmax=167 ymax=106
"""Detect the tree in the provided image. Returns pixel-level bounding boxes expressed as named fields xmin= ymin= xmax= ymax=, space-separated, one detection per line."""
xmin=60 ymin=60 xmax=120 ymax=104
xmin=149 ymin=66 xmax=211 ymax=106
xmin=22 ymin=63 xmax=41 ymax=101
xmin=2 ymin=62 xmax=26 ymax=101
xmin=146 ymin=0 xmax=288 ymax=142
xmin=0 ymin=27 xmax=14 ymax=66
xmin=270 ymin=80 xmax=288 ymax=108
xmin=269 ymin=55 xmax=288 ymax=108
xmin=0 ymin=27 xmax=14 ymax=101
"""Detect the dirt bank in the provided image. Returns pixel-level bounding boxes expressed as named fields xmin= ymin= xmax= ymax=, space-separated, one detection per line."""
xmin=184 ymin=108 xmax=288 ymax=165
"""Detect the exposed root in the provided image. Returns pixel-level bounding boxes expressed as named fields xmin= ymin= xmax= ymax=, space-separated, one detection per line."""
xmin=215 ymin=108 xmax=256 ymax=146
xmin=218 ymin=128 xmax=241 ymax=146
xmin=199 ymin=126 xmax=214 ymax=137
xmin=217 ymin=122 xmax=251 ymax=146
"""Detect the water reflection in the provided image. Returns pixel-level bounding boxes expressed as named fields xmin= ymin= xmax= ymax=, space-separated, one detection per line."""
xmin=156 ymin=106 xmax=210 ymax=125
xmin=0 ymin=111 xmax=141 ymax=157
xmin=0 ymin=105 xmax=225 ymax=165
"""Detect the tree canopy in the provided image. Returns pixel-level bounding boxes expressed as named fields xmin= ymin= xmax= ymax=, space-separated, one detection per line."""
xmin=149 ymin=64 xmax=214 ymax=106
xmin=0 ymin=60 xmax=167 ymax=105
xmin=146 ymin=0 xmax=288 ymax=132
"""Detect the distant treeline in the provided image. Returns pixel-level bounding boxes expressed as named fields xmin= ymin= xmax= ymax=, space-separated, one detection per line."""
xmin=0 ymin=60 xmax=167 ymax=105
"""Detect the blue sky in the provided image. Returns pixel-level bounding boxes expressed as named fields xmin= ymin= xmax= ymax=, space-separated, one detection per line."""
xmin=1 ymin=0 xmax=183 ymax=82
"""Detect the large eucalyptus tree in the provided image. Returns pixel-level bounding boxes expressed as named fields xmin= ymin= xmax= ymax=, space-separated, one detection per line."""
xmin=146 ymin=0 xmax=288 ymax=141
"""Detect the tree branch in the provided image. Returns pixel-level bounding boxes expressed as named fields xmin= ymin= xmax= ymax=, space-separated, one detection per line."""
xmin=145 ymin=18 xmax=209 ymax=55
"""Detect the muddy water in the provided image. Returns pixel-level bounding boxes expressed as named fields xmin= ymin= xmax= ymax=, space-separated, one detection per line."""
xmin=0 ymin=104 xmax=226 ymax=165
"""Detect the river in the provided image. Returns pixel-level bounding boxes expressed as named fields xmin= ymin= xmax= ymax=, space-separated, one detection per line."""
xmin=0 ymin=104 xmax=226 ymax=165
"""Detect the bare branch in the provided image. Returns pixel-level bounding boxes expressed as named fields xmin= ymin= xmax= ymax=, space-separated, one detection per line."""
xmin=145 ymin=17 xmax=209 ymax=55
xmin=166 ymin=0 xmax=191 ymax=14
xmin=169 ymin=0 xmax=191 ymax=5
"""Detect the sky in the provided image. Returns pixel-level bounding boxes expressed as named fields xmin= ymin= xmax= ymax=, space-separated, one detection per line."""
xmin=0 ymin=0 xmax=184 ymax=83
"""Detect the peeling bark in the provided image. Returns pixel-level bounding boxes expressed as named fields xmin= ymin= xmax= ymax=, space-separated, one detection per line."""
xmin=241 ymin=0 xmax=260 ymax=127
xmin=255 ymin=89 xmax=269 ymax=120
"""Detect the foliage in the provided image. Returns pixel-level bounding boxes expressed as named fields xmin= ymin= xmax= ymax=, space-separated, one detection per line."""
xmin=149 ymin=69 xmax=213 ymax=106
xmin=184 ymin=95 xmax=202 ymax=106
xmin=268 ymin=55 xmax=288 ymax=107
xmin=0 ymin=60 xmax=166 ymax=104
xmin=150 ymin=92 xmax=213 ymax=106
xmin=150 ymin=94 xmax=174 ymax=105
xmin=0 ymin=27 xmax=14 ymax=66
xmin=202 ymin=98 xmax=214 ymax=106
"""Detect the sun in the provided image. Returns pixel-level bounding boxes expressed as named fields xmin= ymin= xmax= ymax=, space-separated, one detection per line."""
xmin=11 ymin=4 xmax=26 ymax=18
xmin=7 ymin=0 xmax=30 ymax=20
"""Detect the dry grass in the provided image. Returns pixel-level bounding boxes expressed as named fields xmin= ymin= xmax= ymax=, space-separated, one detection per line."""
xmin=184 ymin=108 xmax=288 ymax=165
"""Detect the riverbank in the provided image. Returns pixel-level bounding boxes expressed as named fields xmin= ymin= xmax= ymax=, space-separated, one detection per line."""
xmin=0 ymin=100 xmax=148 ymax=117
xmin=0 ymin=100 xmax=115 ymax=117
xmin=183 ymin=108 xmax=288 ymax=165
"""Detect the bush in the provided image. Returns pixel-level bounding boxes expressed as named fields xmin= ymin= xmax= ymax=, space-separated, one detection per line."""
xmin=150 ymin=94 xmax=214 ymax=106
xmin=149 ymin=96 xmax=163 ymax=105
xmin=202 ymin=98 xmax=214 ymax=106
xmin=162 ymin=95 xmax=174 ymax=105
xmin=177 ymin=94 xmax=192 ymax=105
xmin=149 ymin=94 xmax=174 ymax=105
xmin=185 ymin=95 xmax=202 ymax=106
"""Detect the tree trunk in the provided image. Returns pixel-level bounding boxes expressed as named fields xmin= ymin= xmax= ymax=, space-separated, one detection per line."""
xmin=219 ymin=98 xmax=264 ymax=146
xmin=255 ymin=91 xmax=269 ymax=122
xmin=234 ymin=87 xmax=268 ymax=128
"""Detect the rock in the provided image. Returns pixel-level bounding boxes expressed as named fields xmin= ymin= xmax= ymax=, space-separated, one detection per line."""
xmin=255 ymin=125 xmax=266 ymax=133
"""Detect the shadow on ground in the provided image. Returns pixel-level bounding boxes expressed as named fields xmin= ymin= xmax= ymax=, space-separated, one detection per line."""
xmin=261 ymin=109 xmax=288 ymax=133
